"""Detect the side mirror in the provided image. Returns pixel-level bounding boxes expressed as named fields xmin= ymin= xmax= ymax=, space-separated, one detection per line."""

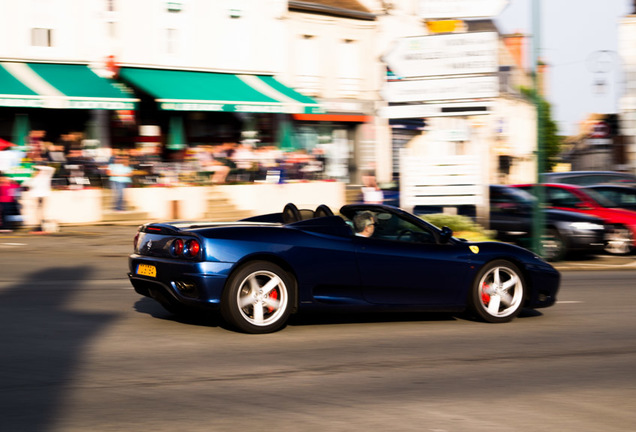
xmin=440 ymin=226 xmax=453 ymax=244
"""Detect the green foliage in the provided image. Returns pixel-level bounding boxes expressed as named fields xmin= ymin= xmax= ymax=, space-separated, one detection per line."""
xmin=520 ymin=86 xmax=563 ymax=172
xmin=421 ymin=214 xmax=496 ymax=242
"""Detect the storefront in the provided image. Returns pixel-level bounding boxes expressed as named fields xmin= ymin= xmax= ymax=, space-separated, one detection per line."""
xmin=0 ymin=61 xmax=139 ymax=181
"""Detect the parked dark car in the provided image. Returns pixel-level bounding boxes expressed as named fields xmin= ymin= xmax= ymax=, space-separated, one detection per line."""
xmin=514 ymin=183 xmax=636 ymax=255
xmin=129 ymin=203 xmax=560 ymax=333
xmin=542 ymin=170 xmax=636 ymax=186
xmin=584 ymin=184 xmax=636 ymax=212
xmin=489 ymin=185 xmax=606 ymax=261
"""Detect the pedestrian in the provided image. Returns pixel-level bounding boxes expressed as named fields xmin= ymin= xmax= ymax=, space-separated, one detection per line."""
xmin=25 ymin=165 xmax=55 ymax=232
xmin=107 ymin=153 xmax=132 ymax=211
xmin=0 ymin=171 xmax=20 ymax=230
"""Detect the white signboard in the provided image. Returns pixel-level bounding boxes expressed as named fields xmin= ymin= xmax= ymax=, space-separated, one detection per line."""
xmin=587 ymin=138 xmax=612 ymax=146
xmin=382 ymin=75 xmax=499 ymax=103
xmin=379 ymin=102 xmax=492 ymax=119
xmin=383 ymin=32 xmax=498 ymax=79
xmin=418 ymin=0 xmax=509 ymax=19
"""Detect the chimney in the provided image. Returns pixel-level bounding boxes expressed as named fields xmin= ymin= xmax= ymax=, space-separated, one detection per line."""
xmin=537 ymin=60 xmax=548 ymax=97
xmin=503 ymin=32 xmax=526 ymax=70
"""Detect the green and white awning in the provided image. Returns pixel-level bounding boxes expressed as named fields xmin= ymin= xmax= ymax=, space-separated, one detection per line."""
xmin=119 ymin=67 xmax=324 ymax=114
xmin=0 ymin=62 xmax=138 ymax=110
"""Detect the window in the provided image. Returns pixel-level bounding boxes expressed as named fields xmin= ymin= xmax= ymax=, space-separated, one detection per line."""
xmin=546 ymin=188 xmax=582 ymax=209
xmin=31 ymin=28 xmax=53 ymax=47
xmin=352 ymin=210 xmax=434 ymax=244
xmin=166 ymin=28 xmax=179 ymax=55
xmin=296 ymin=35 xmax=320 ymax=95
xmin=337 ymin=39 xmax=361 ymax=97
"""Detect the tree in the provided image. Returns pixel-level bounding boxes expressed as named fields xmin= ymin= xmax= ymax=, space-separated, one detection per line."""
xmin=520 ymin=86 xmax=562 ymax=172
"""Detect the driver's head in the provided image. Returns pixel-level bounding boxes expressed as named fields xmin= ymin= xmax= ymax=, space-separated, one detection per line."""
xmin=353 ymin=211 xmax=376 ymax=237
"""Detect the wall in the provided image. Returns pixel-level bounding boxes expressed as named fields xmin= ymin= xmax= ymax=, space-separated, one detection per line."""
xmin=19 ymin=182 xmax=346 ymax=226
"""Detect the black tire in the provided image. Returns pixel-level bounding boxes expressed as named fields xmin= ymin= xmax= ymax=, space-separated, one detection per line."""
xmin=604 ymin=224 xmax=633 ymax=255
xmin=221 ymin=261 xmax=294 ymax=334
xmin=469 ymin=260 xmax=525 ymax=323
xmin=541 ymin=228 xmax=566 ymax=262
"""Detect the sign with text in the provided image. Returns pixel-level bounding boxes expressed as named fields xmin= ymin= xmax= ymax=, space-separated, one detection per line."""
xmin=382 ymin=75 xmax=498 ymax=103
xmin=383 ymin=32 xmax=498 ymax=79
xmin=379 ymin=102 xmax=491 ymax=119
xmin=418 ymin=0 xmax=509 ymax=19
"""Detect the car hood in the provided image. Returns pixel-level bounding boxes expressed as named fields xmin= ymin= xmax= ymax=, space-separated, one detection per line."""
xmin=545 ymin=209 xmax=604 ymax=223
xmin=587 ymin=207 xmax=636 ymax=226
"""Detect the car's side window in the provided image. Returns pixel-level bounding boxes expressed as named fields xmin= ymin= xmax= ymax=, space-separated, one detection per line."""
xmin=548 ymin=188 xmax=582 ymax=208
xmin=375 ymin=214 xmax=434 ymax=244
xmin=621 ymin=191 xmax=636 ymax=205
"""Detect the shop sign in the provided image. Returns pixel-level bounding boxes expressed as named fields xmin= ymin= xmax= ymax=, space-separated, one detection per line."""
xmin=382 ymin=75 xmax=498 ymax=103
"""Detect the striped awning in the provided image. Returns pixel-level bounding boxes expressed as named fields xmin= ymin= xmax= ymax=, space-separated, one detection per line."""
xmin=118 ymin=67 xmax=323 ymax=114
xmin=0 ymin=62 xmax=138 ymax=110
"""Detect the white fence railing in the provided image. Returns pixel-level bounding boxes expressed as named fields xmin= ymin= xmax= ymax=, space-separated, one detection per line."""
xmin=399 ymin=152 xmax=484 ymax=210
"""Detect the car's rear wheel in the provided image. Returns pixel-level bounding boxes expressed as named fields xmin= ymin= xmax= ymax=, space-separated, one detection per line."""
xmin=541 ymin=228 xmax=566 ymax=262
xmin=221 ymin=261 xmax=293 ymax=334
xmin=469 ymin=260 xmax=525 ymax=323
xmin=604 ymin=224 xmax=633 ymax=255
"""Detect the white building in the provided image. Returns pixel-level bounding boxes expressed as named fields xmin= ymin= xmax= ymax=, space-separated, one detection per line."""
xmin=0 ymin=0 xmax=538 ymax=218
xmin=619 ymin=10 xmax=636 ymax=172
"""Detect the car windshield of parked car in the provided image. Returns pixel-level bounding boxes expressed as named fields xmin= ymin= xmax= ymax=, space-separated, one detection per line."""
xmin=543 ymin=172 xmax=636 ymax=186
xmin=491 ymin=186 xmax=534 ymax=211
xmin=583 ymin=187 xmax=620 ymax=208
xmin=598 ymin=188 xmax=636 ymax=207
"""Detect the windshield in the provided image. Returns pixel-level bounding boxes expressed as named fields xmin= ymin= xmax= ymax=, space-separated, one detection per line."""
xmin=584 ymin=188 xmax=619 ymax=207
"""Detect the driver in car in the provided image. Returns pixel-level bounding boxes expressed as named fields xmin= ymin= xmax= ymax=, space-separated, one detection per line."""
xmin=353 ymin=211 xmax=376 ymax=238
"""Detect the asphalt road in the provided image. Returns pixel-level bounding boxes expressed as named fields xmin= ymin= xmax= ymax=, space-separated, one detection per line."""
xmin=1 ymin=226 xmax=635 ymax=431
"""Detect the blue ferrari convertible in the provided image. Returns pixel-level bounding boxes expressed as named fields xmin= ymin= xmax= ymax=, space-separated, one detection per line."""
xmin=129 ymin=203 xmax=560 ymax=333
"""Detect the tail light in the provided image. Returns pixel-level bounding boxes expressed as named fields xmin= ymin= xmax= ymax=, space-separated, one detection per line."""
xmin=185 ymin=239 xmax=201 ymax=257
xmin=170 ymin=238 xmax=201 ymax=258
xmin=172 ymin=238 xmax=184 ymax=256
xmin=133 ymin=231 xmax=140 ymax=250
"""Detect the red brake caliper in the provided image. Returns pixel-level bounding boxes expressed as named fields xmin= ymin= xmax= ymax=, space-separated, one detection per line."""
xmin=267 ymin=289 xmax=278 ymax=313
xmin=481 ymin=283 xmax=491 ymax=304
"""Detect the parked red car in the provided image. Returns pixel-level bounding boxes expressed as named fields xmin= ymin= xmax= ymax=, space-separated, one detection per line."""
xmin=513 ymin=183 xmax=636 ymax=255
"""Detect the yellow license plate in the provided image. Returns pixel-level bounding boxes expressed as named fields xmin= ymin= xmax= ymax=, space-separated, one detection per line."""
xmin=137 ymin=264 xmax=157 ymax=277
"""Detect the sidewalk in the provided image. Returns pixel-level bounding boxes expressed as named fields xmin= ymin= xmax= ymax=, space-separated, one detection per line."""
xmin=2 ymin=222 xmax=635 ymax=271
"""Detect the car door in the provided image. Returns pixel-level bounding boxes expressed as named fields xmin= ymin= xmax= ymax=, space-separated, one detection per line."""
xmin=353 ymin=213 xmax=469 ymax=306
xmin=489 ymin=186 xmax=533 ymax=240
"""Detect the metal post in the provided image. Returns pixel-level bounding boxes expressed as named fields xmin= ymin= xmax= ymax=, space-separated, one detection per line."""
xmin=531 ymin=0 xmax=545 ymax=256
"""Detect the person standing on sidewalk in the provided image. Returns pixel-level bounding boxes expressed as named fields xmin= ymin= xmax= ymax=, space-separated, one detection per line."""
xmin=107 ymin=154 xmax=132 ymax=211
xmin=26 ymin=165 xmax=55 ymax=232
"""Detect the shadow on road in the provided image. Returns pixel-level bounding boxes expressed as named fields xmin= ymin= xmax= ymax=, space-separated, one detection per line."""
xmin=0 ymin=266 xmax=118 ymax=431
xmin=134 ymin=297 xmax=223 ymax=329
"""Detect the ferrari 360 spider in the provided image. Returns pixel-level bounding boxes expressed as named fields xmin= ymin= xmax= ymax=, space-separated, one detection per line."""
xmin=128 ymin=203 xmax=560 ymax=333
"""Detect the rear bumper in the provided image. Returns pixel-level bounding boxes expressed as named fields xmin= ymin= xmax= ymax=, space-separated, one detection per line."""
xmin=129 ymin=255 xmax=233 ymax=309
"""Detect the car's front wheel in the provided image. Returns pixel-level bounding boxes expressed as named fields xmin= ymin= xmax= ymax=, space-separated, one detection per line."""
xmin=221 ymin=261 xmax=294 ymax=333
xmin=469 ymin=260 xmax=525 ymax=323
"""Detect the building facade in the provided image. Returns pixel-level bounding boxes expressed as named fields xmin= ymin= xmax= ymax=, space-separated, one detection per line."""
xmin=1 ymin=0 xmax=539 ymax=217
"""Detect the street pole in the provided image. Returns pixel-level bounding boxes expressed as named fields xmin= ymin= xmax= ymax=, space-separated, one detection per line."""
xmin=531 ymin=0 xmax=545 ymax=256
